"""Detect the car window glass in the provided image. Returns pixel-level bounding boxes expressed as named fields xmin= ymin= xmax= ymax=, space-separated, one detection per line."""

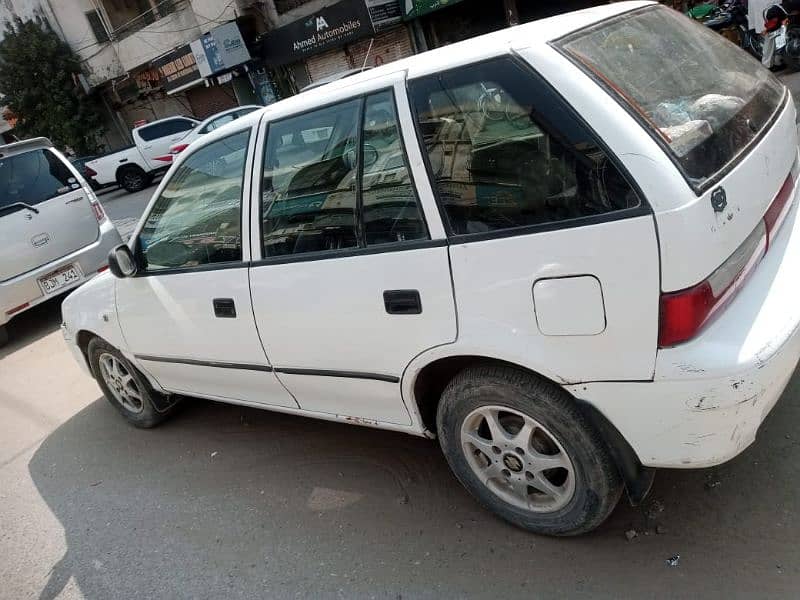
xmin=261 ymin=100 xmax=360 ymax=257
xmin=202 ymin=114 xmax=236 ymax=134
xmin=409 ymin=59 xmax=639 ymax=236
xmin=139 ymin=119 xmax=194 ymax=141
xmin=0 ymin=149 xmax=79 ymax=209
xmin=362 ymin=91 xmax=427 ymax=246
xmin=139 ymin=130 xmax=250 ymax=271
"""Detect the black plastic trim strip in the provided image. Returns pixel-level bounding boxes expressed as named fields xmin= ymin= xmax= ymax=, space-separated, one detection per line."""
xmin=249 ymin=237 xmax=447 ymax=267
xmin=274 ymin=367 xmax=400 ymax=384
xmin=135 ymin=354 xmax=273 ymax=372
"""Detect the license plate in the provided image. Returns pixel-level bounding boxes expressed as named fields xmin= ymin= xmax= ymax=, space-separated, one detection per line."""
xmin=38 ymin=263 xmax=83 ymax=295
xmin=775 ymin=31 xmax=787 ymax=50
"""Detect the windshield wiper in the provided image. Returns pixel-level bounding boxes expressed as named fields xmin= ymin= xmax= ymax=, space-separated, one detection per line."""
xmin=0 ymin=202 xmax=40 ymax=216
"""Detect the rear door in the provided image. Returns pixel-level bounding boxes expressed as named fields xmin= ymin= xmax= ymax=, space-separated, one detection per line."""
xmin=0 ymin=147 xmax=99 ymax=281
xmin=136 ymin=118 xmax=197 ymax=169
xmin=408 ymin=56 xmax=660 ymax=383
xmin=248 ymin=80 xmax=456 ymax=425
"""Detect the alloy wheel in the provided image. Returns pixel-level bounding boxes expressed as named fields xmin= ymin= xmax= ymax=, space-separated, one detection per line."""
xmin=98 ymin=352 xmax=144 ymax=414
xmin=460 ymin=405 xmax=576 ymax=512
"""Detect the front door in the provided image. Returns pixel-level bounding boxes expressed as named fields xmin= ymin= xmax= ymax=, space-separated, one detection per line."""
xmin=117 ymin=128 xmax=297 ymax=408
xmin=248 ymin=86 xmax=456 ymax=425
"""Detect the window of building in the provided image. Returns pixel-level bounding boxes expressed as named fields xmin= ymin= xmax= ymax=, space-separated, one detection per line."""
xmin=409 ymin=57 xmax=640 ymax=236
xmin=138 ymin=130 xmax=250 ymax=271
xmin=85 ymin=10 xmax=109 ymax=44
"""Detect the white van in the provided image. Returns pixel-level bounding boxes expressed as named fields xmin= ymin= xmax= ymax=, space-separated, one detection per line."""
xmin=62 ymin=2 xmax=800 ymax=535
xmin=0 ymin=138 xmax=121 ymax=346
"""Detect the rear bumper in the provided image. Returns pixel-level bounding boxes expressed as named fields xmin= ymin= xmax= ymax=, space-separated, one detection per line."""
xmin=571 ymin=193 xmax=800 ymax=469
xmin=0 ymin=220 xmax=122 ymax=327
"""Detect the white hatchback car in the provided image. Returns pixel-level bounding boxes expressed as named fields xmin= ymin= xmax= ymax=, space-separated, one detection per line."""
xmin=1 ymin=138 xmax=121 ymax=346
xmin=62 ymin=2 xmax=800 ymax=535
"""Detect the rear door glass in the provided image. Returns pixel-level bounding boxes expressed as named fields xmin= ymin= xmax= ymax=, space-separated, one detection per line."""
xmin=0 ymin=148 xmax=79 ymax=210
xmin=556 ymin=5 xmax=785 ymax=192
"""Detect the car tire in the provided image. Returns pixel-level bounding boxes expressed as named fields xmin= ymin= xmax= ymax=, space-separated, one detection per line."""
xmin=0 ymin=325 xmax=8 ymax=348
xmin=436 ymin=365 xmax=622 ymax=536
xmin=88 ymin=337 xmax=179 ymax=428
xmin=118 ymin=165 xmax=147 ymax=193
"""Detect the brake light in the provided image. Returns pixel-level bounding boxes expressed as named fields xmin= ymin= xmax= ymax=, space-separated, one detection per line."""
xmin=170 ymin=144 xmax=189 ymax=155
xmin=659 ymin=168 xmax=797 ymax=348
xmin=97 ymin=265 xmax=109 ymax=273
xmin=84 ymin=165 xmax=97 ymax=178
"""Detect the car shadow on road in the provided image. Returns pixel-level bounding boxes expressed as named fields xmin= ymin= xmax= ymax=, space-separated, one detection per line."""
xmin=29 ymin=380 xmax=800 ymax=599
xmin=0 ymin=296 xmax=65 ymax=360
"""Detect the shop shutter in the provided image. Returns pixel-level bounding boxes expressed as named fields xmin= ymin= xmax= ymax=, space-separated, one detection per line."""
xmin=348 ymin=26 xmax=414 ymax=70
xmin=186 ymin=82 xmax=239 ymax=119
xmin=306 ymin=48 xmax=352 ymax=83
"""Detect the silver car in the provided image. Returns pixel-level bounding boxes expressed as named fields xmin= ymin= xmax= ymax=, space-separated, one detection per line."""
xmin=0 ymin=138 xmax=122 ymax=346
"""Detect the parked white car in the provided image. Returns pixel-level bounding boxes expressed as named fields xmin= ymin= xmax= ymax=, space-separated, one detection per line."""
xmin=84 ymin=116 xmax=199 ymax=193
xmin=62 ymin=1 xmax=800 ymax=535
xmin=168 ymin=105 xmax=262 ymax=159
xmin=0 ymin=137 xmax=121 ymax=346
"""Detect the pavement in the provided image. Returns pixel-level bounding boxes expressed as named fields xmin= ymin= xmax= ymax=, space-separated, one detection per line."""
xmin=5 ymin=80 xmax=800 ymax=598
xmin=96 ymin=181 xmax=159 ymax=241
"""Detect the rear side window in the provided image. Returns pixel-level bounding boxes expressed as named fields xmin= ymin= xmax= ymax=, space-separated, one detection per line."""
xmin=556 ymin=5 xmax=785 ymax=192
xmin=138 ymin=119 xmax=195 ymax=141
xmin=0 ymin=149 xmax=79 ymax=209
xmin=409 ymin=58 xmax=639 ymax=237
xmin=260 ymin=91 xmax=428 ymax=257
xmin=138 ymin=130 xmax=250 ymax=271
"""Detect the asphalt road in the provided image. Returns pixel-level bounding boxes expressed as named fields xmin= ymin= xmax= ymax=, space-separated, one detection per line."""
xmin=96 ymin=181 xmax=159 ymax=241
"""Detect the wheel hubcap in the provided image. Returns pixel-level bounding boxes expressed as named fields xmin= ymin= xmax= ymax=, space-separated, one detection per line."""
xmin=460 ymin=405 xmax=576 ymax=513
xmin=98 ymin=352 xmax=144 ymax=414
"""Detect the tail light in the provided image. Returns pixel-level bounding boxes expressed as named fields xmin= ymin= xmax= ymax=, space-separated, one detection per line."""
xmin=170 ymin=144 xmax=189 ymax=155
xmin=659 ymin=169 xmax=796 ymax=348
xmin=84 ymin=165 xmax=97 ymax=178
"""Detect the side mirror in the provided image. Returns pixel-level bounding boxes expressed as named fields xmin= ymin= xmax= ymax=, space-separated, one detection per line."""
xmin=108 ymin=244 xmax=138 ymax=278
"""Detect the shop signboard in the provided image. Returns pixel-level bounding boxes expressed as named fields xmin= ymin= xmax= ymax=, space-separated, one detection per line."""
xmin=153 ymin=45 xmax=202 ymax=93
xmin=366 ymin=0 xmax=403 ymax=31
xmin=261 ymin=0 xmax=374 ymax=66
xmin=402 ymin=0 xmax=465 ymax=19
xmin=192 ymin=22 xmax=251 ymax=78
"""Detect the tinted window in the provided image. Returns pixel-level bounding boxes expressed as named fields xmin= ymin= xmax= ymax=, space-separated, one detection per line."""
xmin=201 ymin=114 xmax=236 ymax=134
xmin=261 ymin=100 xmax=361 ymax=257
xmin=409 ymin=58 xmax=639 ymax=236
xmin=557 ymin=6 xmax=784 ymax=191
xmin=0 ymin=149 xmax=79 ymax=209
xmin=138 ymin=119 xmax=195 ymax=141
xmin=139 ymin=130 xmax=250 ymax=271
xmin=362 ymin=91 xmax=426 ymax=246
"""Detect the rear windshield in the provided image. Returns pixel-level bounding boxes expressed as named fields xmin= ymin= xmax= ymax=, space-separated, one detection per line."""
xmin=0 ymin=148 xmax=78 ymax=209
xmin=556 ymin=6 xmax=785 ymax=192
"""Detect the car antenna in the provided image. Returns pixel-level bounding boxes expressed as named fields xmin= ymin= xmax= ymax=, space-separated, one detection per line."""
xmin=360 ymin=37 xmax=375 ymax=71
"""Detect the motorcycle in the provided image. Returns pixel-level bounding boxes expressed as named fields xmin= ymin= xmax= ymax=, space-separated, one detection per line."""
xmin=688 ymin=1 xmax=764 ymax=59
xmin=761 ymin=2 xmax=800 ymax=69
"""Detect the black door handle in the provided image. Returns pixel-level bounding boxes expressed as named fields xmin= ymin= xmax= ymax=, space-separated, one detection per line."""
xmin=383 ymin=290 xmax=422 ymax=315
xmin=213 ymin=298 xmax=236 ymax=318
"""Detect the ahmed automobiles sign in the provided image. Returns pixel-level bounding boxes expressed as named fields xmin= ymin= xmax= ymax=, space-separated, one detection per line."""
xmin=261 ymin=0 xmax=374 ymax=66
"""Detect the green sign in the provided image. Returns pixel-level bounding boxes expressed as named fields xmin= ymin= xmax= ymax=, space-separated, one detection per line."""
xmin=403 ymin=0 xmax=465 ymax=19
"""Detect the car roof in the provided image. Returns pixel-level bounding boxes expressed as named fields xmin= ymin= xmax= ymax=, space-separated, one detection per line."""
xmin=195 ymin=1 xmax=652 ymax=149
xmin=0 ymin=137 xmax=53 ymax=158
xmin=197 ymin=105 xmax=262 ymax=128
xmin=132 ymin=115 xmax=199 ymax=134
